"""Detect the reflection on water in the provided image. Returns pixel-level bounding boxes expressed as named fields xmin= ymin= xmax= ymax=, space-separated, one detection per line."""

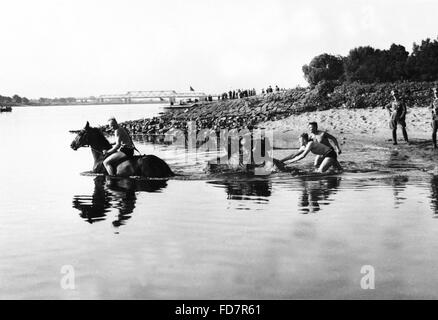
xmin=206 ymin=172 xmax=429 ymax=215
xmin=297 ymin=176 xmax=341 ymax=214
xmin=391 ymin=175 xmax=409 ymax=208
xmin=72 ymin=176 xmax=167 ymax=227
xmin=208 ymin=175 xmax=343 ymax=214
xmin=208 ymin=178 xmax=271 ymax=204
xmin=431 ymin=176 xmax=438 ymax=216
xmin=387 ymin=150 xmax=413 ymax=169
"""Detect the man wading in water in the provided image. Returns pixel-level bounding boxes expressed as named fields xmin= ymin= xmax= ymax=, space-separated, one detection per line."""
xmin=431 ymin=87 xmax=438 ymax=149
xmin=103 ymin=117 xmax=136 ymax=176
xmin=385 ymin=89 xmax=409 ymax=145
xmin=307 ymin=122 xmax=342 ymax=168
xmin=280 ymin=133 xmax=342 ymax=173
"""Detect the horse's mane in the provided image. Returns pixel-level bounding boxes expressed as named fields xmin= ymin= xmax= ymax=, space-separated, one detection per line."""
xmin=90 ymin=126 xmax=112 ymax=150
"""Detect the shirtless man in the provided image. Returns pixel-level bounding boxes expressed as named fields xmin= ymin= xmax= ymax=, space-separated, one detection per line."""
xmin=281 ymin=133 xmax=342 ymax=173
xmin=307 ymin=122 xmax=342 ymax=168
xmin=431 ymin=87 xmax=438 ymax=149
xmin=103 ymin=117 xmax=136 ymax=176
xmin=385 ymin=89 xmax=409 ymax=145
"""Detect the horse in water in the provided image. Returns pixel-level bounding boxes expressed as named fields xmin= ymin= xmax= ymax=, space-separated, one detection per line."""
xmin=206 ymin=132 xmax=290 ymax=175
xmin=70 ymin=122 xmax=175 ymax=178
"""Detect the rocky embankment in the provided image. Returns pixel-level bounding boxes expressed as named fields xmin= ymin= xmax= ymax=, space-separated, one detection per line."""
xmin=101 ymin=89 xmax=309 ymax=136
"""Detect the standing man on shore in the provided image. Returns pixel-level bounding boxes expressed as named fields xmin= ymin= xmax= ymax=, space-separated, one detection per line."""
xmin=385 ymin=89 xmax=409 ymax=145
xmin=308 ymin=122 xmax=342 ymax=170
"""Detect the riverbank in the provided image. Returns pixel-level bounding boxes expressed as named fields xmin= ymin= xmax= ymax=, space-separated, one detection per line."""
xmin=104 ymin=81 xmax=437 ymax=148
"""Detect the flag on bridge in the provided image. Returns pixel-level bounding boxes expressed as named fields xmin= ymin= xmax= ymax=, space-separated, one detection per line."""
xmin=190 ymin=86 xmax=195 ymax=91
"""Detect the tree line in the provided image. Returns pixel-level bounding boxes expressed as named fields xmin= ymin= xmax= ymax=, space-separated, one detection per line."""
xmin=0 ymin=94 xmax=29 ymax=105
xmin=302 ymin=36 xmax=438 ymax=86
xmin=37 ymin=97 xmax=77 ymax=104
xmin=0 ymin=95 xmax=78 ymax=105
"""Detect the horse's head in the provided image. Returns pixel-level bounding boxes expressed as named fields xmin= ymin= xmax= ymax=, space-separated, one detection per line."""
xmin=70 ymin=121 xmax=111 ymax=151
xmin=71 ymin=122 xmax=92 ymax=150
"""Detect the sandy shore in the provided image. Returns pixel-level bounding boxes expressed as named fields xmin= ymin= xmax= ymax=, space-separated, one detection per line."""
xmin=256 ymin=106 xmax=438 ymax=174
xmin=263 ymin=106 xmax=434 ymax=149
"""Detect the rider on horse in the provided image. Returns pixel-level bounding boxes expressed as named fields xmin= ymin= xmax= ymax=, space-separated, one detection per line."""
xmin=103 ymin=117 xmax=136 ymax=176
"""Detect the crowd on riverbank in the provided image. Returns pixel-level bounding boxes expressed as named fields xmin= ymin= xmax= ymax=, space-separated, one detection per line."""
xmin=217 ymin=85 xmax=288 ymax=101
xmin=218 ymin=88 xmax=256 ymax=100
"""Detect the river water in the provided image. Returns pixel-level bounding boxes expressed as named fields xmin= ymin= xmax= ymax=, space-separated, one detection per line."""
xmin=1 ymin=104 xmax=438 ymax=299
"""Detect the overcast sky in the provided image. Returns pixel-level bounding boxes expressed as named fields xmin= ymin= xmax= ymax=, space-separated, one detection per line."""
xmin=0 ymin=0 xmax=437 ymax=98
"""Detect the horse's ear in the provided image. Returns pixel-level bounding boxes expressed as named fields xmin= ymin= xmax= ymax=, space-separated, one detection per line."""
xmin=85 ymin=121 xmax=90 ymax=130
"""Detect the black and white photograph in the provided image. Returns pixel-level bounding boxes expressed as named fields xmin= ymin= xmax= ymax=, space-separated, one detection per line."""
xmin=1 ymin=0 xmax=438 ymax=304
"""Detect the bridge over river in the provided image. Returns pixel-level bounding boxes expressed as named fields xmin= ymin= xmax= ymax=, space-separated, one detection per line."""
xmin=88 ymin=90 xmax=211 ymax=104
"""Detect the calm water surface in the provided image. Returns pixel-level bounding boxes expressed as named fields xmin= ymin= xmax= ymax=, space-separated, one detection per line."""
xmin=1 ymin=104 xmax=438 ymax=299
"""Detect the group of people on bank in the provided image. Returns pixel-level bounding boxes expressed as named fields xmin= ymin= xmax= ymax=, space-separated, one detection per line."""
xmin=218 ymin=88 xmax=257 ymax=101
xmin=261 ymin=85 xmax=283 ymax=95
xmin=217 ymin=85 xmax=288 ymax=100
